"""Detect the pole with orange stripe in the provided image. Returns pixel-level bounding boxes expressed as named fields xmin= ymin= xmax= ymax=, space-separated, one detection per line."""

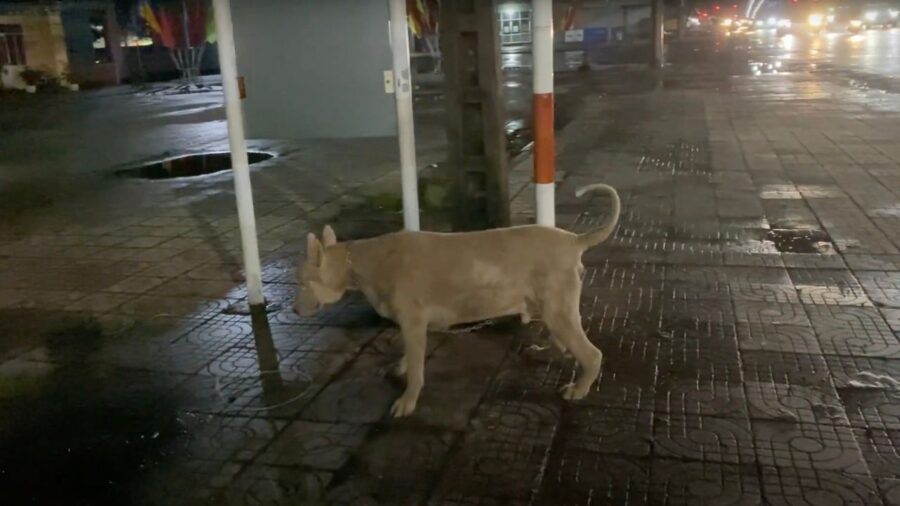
xmin=532 ymin=0 xmax=555 ymax=226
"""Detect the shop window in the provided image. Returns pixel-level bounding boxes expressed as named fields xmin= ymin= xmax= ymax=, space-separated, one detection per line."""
xmin=89 ymin=10 xmax=112 ymax=63
xmin=498 ymin=8 xmax=532 ymax=45
xmin=0 ymin=24 xmax=26 ymax=66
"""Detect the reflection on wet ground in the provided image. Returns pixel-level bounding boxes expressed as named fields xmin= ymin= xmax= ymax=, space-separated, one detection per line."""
xmin=0 ymin=313 xmax=183 ymax=505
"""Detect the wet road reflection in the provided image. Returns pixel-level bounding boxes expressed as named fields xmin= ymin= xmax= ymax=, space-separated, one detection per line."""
xmin=739 ymin=28 xmax=900 ymax=89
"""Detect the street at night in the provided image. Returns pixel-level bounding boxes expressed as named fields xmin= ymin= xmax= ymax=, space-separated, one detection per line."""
xmin=2 ymin=1 xmax=900 ymax=505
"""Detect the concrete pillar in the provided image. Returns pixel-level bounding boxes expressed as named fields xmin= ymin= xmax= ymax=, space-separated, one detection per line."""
xmin=651 ymin=0 xmax=664 ymax=69
xmin=105 ymin=6 xmax=126 ymax=84
xmin=440 ymin=0 xmax=511 ymax=230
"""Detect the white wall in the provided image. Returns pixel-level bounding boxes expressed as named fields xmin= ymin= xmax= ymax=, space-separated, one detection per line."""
xmin=231 ymin=0 xmax=396 ymax=139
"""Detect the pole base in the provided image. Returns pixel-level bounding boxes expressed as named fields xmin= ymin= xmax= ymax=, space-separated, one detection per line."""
xmin=223 ymin=300 xmax=279 ymax=316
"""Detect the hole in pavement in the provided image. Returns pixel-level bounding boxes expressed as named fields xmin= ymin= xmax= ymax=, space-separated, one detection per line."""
xmin=116 ymin=151 xmax=273 ymax=180
xmin=766 ymin=229 xmax=834 ymax=254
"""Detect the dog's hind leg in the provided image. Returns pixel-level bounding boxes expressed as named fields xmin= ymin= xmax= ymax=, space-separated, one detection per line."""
xmin=542 ymin=279 xmax=602 ymax=400
xmin=391 ymin=318 xmax=427 ymax=417
xmin=549 ymin=335 xmax=570 ymax=356
xmin=546 ymin=313 xmax=602 ymax=400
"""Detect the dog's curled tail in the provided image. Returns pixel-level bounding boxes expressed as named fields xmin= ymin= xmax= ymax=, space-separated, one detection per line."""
xmin=575 ymin=183 xmax=620 ymax=248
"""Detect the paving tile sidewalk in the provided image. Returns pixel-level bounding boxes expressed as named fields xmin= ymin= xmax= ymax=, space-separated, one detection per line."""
xmin=3 ymin=64 xmax=900 ymax=506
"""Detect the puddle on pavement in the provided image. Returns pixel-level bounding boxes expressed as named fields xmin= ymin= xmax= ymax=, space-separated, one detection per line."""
xmin=116 ymin=151 xmax=273 ymax=180
xmin=869 ymin=205 xmax=900 ymax=218
xmin=813 ymin=65 xmax=900 ymax=95
xmin=766 ymin=228 xmax=835 ymax=254
xmin=0 ymin=308 xmax=305 ymax=503
xmin=0 ymin=315 xmax=183 ymax=504
xmin=797 ymin=185 xmax=845 ymax=198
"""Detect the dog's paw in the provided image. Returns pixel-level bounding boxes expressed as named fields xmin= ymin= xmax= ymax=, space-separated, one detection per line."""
xmin=390 ymin=394 xmax=418 ymax=418
xmin=560 ymin=382 xmax=591 ymax=401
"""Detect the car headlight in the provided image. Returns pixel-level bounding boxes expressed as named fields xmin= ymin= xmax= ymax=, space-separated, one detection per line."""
xmin=721 ymin=18 xmax=733 ymax=27
xmin=865 ymin=11 xmax=878 ymax=22
xmin=850 ymin=19 xmax=863 ymax=27
xmin=777 ymin=19 xmax=792 ymax=28
xmin=809 ymin=14 xmax=823 ymax=27
xmin=767 ymin=17 xmax=777 ymax=26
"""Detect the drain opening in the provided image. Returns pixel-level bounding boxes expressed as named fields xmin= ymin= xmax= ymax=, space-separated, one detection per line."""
xmin=766 ymin=229 xmax=834 ymax=254
xmin=116 ymin=152 xmax=273 ymax=180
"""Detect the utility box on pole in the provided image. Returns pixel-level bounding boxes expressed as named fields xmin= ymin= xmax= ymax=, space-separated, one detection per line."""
xmin=440 ymin=0 xmax=511 ymax=230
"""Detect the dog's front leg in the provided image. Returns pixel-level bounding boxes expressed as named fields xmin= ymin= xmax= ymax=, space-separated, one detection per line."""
xmin=394 ymin=356 xmax=407 ymax=377
xmin=391 ymin=319 xmax=427 ymax=417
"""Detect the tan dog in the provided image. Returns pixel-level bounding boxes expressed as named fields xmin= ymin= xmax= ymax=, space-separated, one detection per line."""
xmin=295 ymin=184 xmax=620 ymax=417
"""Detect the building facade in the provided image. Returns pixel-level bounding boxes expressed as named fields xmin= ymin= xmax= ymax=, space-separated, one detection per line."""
xmin=496 ymin=0 xmax=655 ymax=48
xmin=0 ymin=0 xmax=218 ymax=89
xmin=0 ymin=2 xmax=69 ymax=87
xmin=0 ymin=0 xmax=130 ymax=88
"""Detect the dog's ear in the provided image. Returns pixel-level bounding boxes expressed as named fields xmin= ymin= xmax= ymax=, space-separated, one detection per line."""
xmin=307 ymin=233 xmax=323 ymax=266
xmin=322 ymin=225 xmax=337 ymax=246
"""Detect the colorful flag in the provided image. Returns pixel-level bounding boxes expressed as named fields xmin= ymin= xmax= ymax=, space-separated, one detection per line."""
xmin=186 ymin=0 xmax=207 ymax=46
xmin=154 ymin=5 xmax=178 ymax=49
xmin=205 ymin=3 xmax=216 ymax=44
xmin=407 ymin=0 xmax=438 ymax=38
xmin=140 ymin=0 xmax=162 ymax=35
xmin=562 ymin=0 xmax=579 ymax=31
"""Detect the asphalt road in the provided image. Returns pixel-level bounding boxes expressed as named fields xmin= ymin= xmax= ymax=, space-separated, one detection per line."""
xmin=736 ymin=26 xmax=900 ymax=91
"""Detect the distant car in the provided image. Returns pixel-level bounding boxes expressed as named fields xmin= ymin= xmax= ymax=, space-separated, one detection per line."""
xmin=862 ymin=2 xmax=899 ymax=28
xmin=775 ymin=17 xmax=792 ymax=35
xmin=828 ymin=5 xmax=872 ymax=33
xmin=758 ymin=15 xmax=793 ymax=34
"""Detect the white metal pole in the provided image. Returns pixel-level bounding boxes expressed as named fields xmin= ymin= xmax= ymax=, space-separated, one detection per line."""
xmin=751 ymin=0 xmax=766 ymax=19
xmin=389 ymin=0 xmax=421 ymax=231
xmin=532 ymin=0 xmax=555 ymax=227
xmin=212 ymin=0 xmax=264 ymax=306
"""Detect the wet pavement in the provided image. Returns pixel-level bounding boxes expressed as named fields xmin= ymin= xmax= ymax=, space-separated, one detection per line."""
xmin=3 ymin=29 xmax=900 ymax=505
